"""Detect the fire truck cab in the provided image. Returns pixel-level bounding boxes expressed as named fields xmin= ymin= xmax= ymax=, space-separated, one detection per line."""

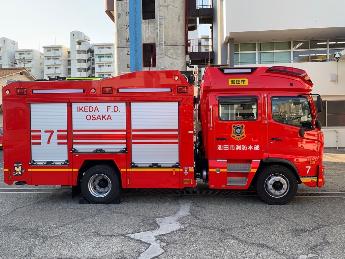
xmin=2 ymin=66 xmax=324 ymax=204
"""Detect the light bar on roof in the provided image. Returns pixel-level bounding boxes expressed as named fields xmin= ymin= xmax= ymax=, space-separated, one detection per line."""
xmin=118 ymin=88 xmax=171 ymax=93
xmin=223 ymin=68 xmax=253 ymax=74
xmin=32 ymin=89 xmax=84 ymax=94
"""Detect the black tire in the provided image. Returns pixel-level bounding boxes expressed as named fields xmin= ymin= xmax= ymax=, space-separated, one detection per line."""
xmin=81 ymin=165 xmax=121 ymax=204
xmin=256 ymin=165 xmax=298 ymax=205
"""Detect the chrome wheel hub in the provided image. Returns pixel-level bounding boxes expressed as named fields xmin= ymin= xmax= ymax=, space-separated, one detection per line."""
xmin=264 ymin=174 xmax=289 ymax=198
xmin=88 ymin=174 xmax=112 ymax=198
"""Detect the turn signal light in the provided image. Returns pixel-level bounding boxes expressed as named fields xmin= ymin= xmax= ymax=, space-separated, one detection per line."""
xmin=102 ymin=87 xmax=113 ymax=94
xmin=16 ymin=88 xmax=27 ymax=95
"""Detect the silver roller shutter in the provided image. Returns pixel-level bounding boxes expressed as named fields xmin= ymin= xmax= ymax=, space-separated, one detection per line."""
xmin=31 ymin=103 xmax=68 ymax=164
xmin=131 ymin=102 xmax=179 ymax=167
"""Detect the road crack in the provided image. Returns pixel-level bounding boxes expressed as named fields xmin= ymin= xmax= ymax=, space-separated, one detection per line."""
xmin=127 ymin=201 xmax=191 ymax=259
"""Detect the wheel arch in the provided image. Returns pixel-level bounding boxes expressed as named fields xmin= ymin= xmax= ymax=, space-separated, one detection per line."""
xmin=77 ymin=160 xmax=122 ymax=188
xmin=252 ymin=158 xmax=301 ymax=187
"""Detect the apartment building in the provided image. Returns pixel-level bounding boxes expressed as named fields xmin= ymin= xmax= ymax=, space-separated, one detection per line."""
xmin=105 ymin=0 xmax=186 ymax=75
xmin=70 ymin=31 xmax=93 ymax=77
xmin=213 ymin=0 xmax=345 ymax=147
xmin=0 ymin=37 xmax=18 ymax=68
xmin=93 ymin=43 xmax=114 ymax=78
xmin=15 ymin=49 xmax=43 ymax=79
xmin=43 ymin=45 xmax=69 ymax=79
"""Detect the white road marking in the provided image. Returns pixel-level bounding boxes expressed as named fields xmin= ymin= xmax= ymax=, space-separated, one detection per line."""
xmin=0 ymin=192 xmax=55 ymax=194
xmin=127 ymin=201 xmax=191 ymax=259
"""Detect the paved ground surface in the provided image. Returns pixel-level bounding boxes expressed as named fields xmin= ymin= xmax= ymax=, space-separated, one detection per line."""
xmin=0 ymin=150 xmax=345 ymax=259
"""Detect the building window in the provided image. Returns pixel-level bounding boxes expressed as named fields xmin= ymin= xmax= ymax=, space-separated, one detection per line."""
xmin=143 ymin=43 xmax=156 ymax=67
xmin=322 ymin=100 xmax=345 ymax=127
xmin=142 ymin=0 xmax=155 ymax=20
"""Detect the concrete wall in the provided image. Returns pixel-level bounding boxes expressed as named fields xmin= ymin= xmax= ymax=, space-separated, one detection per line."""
xmin=114 ymin=0 xmax=130 ymax=75
xmin=15 ymin=49 xmax=43 ymax=79
xmin=239 ymin=61 xmax=345 ymax=99
xmin=43 ymin=45 xmax=69 ymax=79
xmin=70 ymin=31 xmax=92 ymax=77
xmin=223 ymin=0 xmax=345 ymax=36
xmin=0 ymin=37 xmax=18 ymax=68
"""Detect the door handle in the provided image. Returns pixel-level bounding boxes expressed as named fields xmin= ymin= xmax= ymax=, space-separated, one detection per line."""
xmin=216 ymin=137 xmax=227 ymax=141
xmin=270 ymin=137 xmax=282 ymax=141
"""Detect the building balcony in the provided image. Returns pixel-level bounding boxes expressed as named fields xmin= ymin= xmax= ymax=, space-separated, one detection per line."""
xmin=44 ymin=51 xmax=62 ymax=57
xmin=188 ymin=38 xmax=214 ymax=65
xmin=95 ymin=67 xmax=114 ymax=73
xmin=105 ymin=0 xmax=115 ymax=22
xmin=95 ymin=57 xmax=114 ymax=63
xmin=45 ymin=60 xmax=62 ymax=66
xmin=187 ymin=0 xmax=213 ymax=31
xmin=94 ymin=48 xmax=114 ymax=55
xmin=76 ymin=53 xmax=89 ymax=60
xmin=77 ymin=63 xmax=89 ymax=68
xmin=45 ymin=68 xmax=61 ymax=74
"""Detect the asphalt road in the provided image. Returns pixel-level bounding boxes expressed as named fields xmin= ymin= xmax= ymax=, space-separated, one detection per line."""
xmin=1 ymin=150 xmax=345 ymax=259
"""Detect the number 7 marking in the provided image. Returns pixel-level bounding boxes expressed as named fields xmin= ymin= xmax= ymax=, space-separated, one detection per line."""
xmin=306 ymin=166 xmax=311 ymax=175
xmin=44 ymin=130 xmax=54 ymax=144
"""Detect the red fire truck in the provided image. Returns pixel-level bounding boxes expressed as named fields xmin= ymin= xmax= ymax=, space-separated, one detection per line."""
xmin=2 ymin=66 xmax=324 ymax=204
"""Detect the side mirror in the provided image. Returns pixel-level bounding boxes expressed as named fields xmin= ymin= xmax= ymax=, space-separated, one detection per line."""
xmin=299 ymin=127 xmax=305 ymax=138
xmin=315 ymin=120 xmax=322 ymax=130
xmin=316 ymin=95 xmax=323 ymax=113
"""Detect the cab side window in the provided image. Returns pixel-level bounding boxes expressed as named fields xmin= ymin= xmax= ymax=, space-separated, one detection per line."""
xmin=219 ymin=97 xmax=258 ymax=121
xmin=271 ymin=96 xmax=312 ymax=127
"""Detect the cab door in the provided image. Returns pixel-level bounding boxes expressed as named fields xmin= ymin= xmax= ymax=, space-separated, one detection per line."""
xmin=267 ymin=95 xmax=322 ymax=177
xmin=212 ymin=94 xmax=267 ymax=161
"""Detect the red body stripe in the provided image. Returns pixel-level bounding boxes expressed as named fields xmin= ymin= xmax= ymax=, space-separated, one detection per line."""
xmin=73 ymin=142 xmax=125 ymax=145
xmin=132 ymin=129 xmax=177 ymax=132
xmin=73 ymin=129 xmax=126 ymax=132
xmin=31 ymin=130 xmax=41 ymax=133
xmin=31 ymin=135 xmax=41 ymax=140
xmin=132 ymin=141 xmax=178 ymax=145
xmin=31 ymin=142 xmax=41 ymax=145
xmin=132 ymin=134 xmax=178 ymax=140
xmin=57 ymin=134 xmax=68 ymax=140
xmin=73 ymin=134 xmax=126 ymax=140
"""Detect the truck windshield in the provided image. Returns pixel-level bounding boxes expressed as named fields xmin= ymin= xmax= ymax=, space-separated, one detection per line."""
xmin=272 ymin=96 xmax=312 ymax=128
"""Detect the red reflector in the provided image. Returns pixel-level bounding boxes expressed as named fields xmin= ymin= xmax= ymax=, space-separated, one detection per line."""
xmin=102 ymin=87 xmax=113 ymax=94
xmin=177 ymin=86 xmax=188 ymax=93
xmin=16 ymin=88 xmax=27 ymax=95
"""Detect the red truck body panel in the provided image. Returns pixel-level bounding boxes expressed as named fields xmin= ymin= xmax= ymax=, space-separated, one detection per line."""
xmin=3 ymin=71 xmax=195 ymax=189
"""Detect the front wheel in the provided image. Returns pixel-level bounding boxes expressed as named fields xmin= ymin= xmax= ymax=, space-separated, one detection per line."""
xmin=81 ymin=165 xmax=121 ymax=204
xmin=256 ymin=165 xmax=298 ymax=205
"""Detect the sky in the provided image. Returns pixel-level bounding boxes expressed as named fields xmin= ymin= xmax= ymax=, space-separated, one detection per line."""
xmin=0 ymin=0 xmax=114 ymax=50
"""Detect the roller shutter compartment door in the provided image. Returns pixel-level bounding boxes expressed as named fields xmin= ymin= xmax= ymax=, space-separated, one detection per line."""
xmin=131 ymin=102 xmax=179 ymax=167
xmin=72 ymin=103 xmax=126 ymax=153
xmin=30 ymin=103 xmax=68 ymax=165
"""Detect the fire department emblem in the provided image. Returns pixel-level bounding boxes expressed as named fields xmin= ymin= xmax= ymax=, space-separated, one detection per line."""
xmin=231 ymin=124 xmax=246 ymax=141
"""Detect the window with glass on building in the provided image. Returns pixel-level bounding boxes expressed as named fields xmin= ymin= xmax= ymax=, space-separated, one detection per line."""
xmin=234 ymin=39 xmax=345 ymax=65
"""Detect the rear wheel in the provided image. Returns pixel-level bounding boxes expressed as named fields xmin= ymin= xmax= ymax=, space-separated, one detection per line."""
xmin=81 ymin=165 xmax=121 ymax=204
xmin=256 ymin=165 xmax=298 ymax=205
